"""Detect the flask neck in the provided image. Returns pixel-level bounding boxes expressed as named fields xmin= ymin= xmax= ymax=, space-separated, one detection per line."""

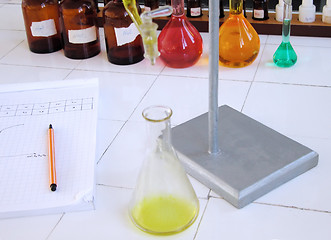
xmin=171 ymin=0 xmax=185 ymax=16
xmin=229 ymin=0 xmax=243 ymax=15
xmin=143 ymin=106 xmax=173 ymax=152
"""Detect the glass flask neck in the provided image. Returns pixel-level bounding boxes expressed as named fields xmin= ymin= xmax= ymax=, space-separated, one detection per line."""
xmin=229 ymin=0 xmax=243 ymax=15
xmin=143 ymin=106 xmax=173 ymax=152
xmin=171 ymin=0 xmax=185 ymax=16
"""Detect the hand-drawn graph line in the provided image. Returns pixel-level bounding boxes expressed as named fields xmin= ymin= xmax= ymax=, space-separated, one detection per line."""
xmin=0 ymin=152 xmax=47 ymax=159
xmin=0 ymin=97 xmax=94 ymax=118
xmin=0 ymin=124 xmax=24 ymax=134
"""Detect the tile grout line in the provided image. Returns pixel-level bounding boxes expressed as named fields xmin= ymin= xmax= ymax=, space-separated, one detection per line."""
xmin=96 ymin=66 xmax=165 ymax=165
xmin=45 ymin=213 xmax=65 ymax=240
xmin=193 ymin=190 xmax=211 ymax=240
xmin=0 ymin=39 xmax=24 ymax=62
xmin=240 ymin=41 xmax=268 ymax=112
xmin=254 ymin=201 xmax=331 ymax=214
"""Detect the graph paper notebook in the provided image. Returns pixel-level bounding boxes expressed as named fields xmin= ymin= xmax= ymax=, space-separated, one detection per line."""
xmin=0 ymin=79 xmax=99 ymax=218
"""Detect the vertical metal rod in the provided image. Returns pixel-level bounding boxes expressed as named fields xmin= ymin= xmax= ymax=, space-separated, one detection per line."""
xmin=208 ymin=0 xmax=220 ymax=155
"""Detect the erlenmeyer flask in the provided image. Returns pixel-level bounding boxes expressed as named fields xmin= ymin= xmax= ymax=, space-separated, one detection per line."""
xmin=129 ymin=106 xmax=199 ymax=235
xmin=219 ymin=0 xmax=260 ymax=68
xmin=158 ymin=0 xmax=203 ymax=68
xmin=273 ymin=0 xmax=297 ymax=68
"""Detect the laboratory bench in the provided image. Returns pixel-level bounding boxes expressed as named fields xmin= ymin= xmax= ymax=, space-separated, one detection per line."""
xmin=0 ymin=2 xmax=331 ymax=240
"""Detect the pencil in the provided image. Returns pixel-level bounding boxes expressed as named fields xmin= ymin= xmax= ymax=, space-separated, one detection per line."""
xmin=48 ymin=124 xmax=57 ymax=191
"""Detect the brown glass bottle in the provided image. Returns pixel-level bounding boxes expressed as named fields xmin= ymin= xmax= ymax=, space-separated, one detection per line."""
xmin=60 ymin=0 xmax=100 ymax=59
xmin=103 ymin=0 xmax=144 ymax=65
xmin=220 ymin=0 xmax=224 ymax=18
xmin=144 ymin=0 xmax=159 ymax=11
xmin=187 ymin=0 xmax=202 ymax=18
xmin=252 ymin=0 xmax=269 ymax=20
xmin=22 ymin=0 xmax=62 ymax=53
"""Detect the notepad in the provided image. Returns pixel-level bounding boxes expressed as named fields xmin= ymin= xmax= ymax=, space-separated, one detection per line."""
xmin=0 ymin=78 xmax=99 ymax=218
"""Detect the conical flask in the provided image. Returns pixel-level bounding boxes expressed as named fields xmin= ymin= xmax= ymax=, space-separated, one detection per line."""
xmin=273 ymin=0 xmax=297 ymax=68
xmin=158 ymin=0 xmax=203 ymax=68
xmin=219 ymin=0 xmax=260 ymax=68
xmin=129 ymin=106 xmax=199 ymax=235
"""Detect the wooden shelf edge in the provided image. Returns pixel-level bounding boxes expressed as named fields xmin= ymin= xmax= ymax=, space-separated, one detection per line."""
xmin=97 ymin=9 xmax=331 ymax=38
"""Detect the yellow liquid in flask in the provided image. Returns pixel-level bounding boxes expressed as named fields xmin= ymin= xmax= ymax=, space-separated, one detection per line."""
xmin=131 ymin=195 xmax=198 ymax=234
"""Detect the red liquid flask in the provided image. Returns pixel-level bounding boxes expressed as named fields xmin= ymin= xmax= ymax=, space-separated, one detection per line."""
xmin=158 ymin=0 xmax=203 ymax=68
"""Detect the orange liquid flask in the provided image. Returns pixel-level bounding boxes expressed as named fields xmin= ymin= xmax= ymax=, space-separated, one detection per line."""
xmin=219 ymin=0 xmax=260 ymax=68
xmin=158 ymin=0 xmax=203 ymax=68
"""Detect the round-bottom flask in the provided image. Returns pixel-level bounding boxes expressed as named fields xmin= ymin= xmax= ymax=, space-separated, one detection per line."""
xmin=129 ymin=106 xmax=199 ymax=235
xmin=219 ymin=0 xmax=260 ymax=68
xmin=158 ymin=0 xmax=203 ymax=68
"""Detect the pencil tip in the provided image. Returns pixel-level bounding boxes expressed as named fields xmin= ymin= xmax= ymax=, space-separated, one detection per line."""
xmin=49 ymin=124 xmax=52 ymax=129
xmin=50 ymin=184 xmax=57 ymax=191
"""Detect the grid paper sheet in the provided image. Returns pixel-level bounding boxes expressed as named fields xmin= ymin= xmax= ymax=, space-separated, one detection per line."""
xmin=0 ymin=79 xmax=99 ymax=218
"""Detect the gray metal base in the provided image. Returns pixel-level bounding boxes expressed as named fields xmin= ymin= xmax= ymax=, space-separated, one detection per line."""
xmin=171 ymin=105 xmax=318 ymax=208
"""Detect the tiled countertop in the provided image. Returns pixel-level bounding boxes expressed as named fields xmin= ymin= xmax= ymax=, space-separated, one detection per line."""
xmin=1 ymin=2 xmax=331 ymax=240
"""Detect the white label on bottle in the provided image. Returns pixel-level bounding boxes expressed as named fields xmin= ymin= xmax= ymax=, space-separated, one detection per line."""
xmin=68 ymin=26 xmax=97 ymax=44
xmin=254 ymin=9 xmax=264 ymax=19
xmin=190 ymin=7 xmax=201 ymax=17
xmin=30 ymin=19 xmax=57 ymax=37
xmin=114 ymin=23 xmax=140 ymax=47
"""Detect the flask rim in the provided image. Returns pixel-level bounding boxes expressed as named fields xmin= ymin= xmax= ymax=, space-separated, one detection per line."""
xmin=142 ymin=105 xmax=173 ymax=122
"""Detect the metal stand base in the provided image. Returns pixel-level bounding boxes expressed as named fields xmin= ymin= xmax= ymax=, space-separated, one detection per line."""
xmin=171 ymin=105 xmax=318 ymax=208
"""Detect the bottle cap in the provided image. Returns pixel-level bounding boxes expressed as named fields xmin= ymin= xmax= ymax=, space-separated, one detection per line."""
xmin=302 ymin=0 xmax=313 ymax=6
xmin=278 ymin=0 xmax=284 ymax=6
xmin=322 ymin=0 xmax=331 ymax=23
xmin=299 ymin=0 xmax=316 ymax=23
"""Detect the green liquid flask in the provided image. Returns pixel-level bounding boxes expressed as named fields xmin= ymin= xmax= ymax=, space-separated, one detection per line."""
xmin=273 ymin=0 xmax=297 ymax=68
xmin=129 ymin=106 xmax=199 ymax=235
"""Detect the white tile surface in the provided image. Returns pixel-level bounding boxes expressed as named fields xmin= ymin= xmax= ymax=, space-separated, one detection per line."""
xmin=95 ymin=119 xmax=125 ymax=162
xmin=48 ymin=185 xmax=208 ymax=240
xmin=0 ymin=214 xmax=62 ymax=240
xmin=0 ymin=40 xmax=82 ymax=69
xmin=66 ymin=70 xmax=156 ymax=121
xmin=0 ymin=64 xmax=71 ymax=83
xmin=243 ymin=82 xmax=331 ymax=139
xmin=195 ymin=197 xmax=331 ymax=240
xmin=255 ymin=44 xmax=331 ymax=86
xmin=0 ymin=4 xmax=24 ymax=30
xmin=1 ymin=3 xmax=331 ymax=239
xmin=0 ymin=30 xmax=25 ymax=59
xmin=129 ymin=75 xmax=251 ymax=126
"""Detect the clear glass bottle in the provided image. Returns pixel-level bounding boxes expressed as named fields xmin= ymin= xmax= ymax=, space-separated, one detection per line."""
xmin=22 ymin=0 xmax=62 ymax=53
xmin=144 ymin=0 xmax=159 ymax=11
xmin=273 ymin=0 xmax=297 ymax=68
xmin=187 ymin=0 xmax=202 ymax=18
xmin=103 ymin=0 xmax=144 ymax=65
xmin=129 ymin=106 xmax=199 ymax=235
xmin=60 ymin=0 xmax=101 ymax=59
xmin=219 ymin=0 xmax=260 ymax=68
xmin=252 ymin=0 xmax=269 ymax=21
xmin=158 ymin=0 xmax=203 ymax=68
